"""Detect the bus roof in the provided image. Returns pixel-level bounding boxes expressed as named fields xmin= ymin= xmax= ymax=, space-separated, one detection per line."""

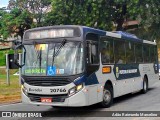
xmin=81 ymin=26 xmax=142 ymax=42
xmin=24 ymin=25 xmax=156 ymax=45
xmin=82 ymin=26 xmax=106 ymax=36
xmin=106 ymin=31 xmax=142 ymax=43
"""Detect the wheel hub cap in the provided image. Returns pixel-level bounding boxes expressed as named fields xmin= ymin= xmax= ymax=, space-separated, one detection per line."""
xmin=103 ymin=90 xmax=111 ymax=104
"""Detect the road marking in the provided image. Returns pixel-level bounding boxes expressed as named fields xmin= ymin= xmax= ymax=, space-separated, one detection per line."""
xmin=0 ymin=103 xmax=22 ymax=108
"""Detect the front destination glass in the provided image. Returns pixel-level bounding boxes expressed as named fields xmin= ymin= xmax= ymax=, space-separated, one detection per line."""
xmin=22 ymin=41 xmax=84 ymax=76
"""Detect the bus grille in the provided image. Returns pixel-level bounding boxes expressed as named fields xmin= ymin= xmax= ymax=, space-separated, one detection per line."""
xmin=28 ymin=93 xmax=68 ymax=102
xmin=23 ymin=76 xmax=72 ymax=86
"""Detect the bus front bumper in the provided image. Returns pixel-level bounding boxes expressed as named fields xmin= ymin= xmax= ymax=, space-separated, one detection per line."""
xmin=21 ymin=87 xmax=89 ymax=107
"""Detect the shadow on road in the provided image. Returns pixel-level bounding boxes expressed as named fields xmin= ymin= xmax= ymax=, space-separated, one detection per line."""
xmin=40 ymin=88 xmax=154 ymax=117
xmin=113 ymin=88 xmax=154 ymax=106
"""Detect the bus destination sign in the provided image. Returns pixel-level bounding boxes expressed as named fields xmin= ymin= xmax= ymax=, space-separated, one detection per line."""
xmin=26 ymin=29 xmax=75 ymax=40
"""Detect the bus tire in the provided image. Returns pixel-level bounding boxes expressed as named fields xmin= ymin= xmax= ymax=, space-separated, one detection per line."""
xmin=141 ymin=77 xmax=148 ymax=94
xmin=100 ymin=85 xmax=113 ymax=108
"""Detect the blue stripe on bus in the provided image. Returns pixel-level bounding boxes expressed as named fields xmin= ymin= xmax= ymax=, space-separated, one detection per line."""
xmin=83 ymin=27 xmax=106 ymax=37
xmin=73 ymin=73 xmax=99 ymax=86
xmin=114 ymin=31 xmax=143 ymax=43
xmin=85 ymin=73 xmax=99 ymax=85
xmin=73 ymin=75 xmax=86 ymax=85
xmin=113 ymin=64 xmax=141 ymax=80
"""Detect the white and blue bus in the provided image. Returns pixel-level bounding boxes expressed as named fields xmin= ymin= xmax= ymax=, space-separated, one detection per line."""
xmin=15 ymin=25 xmax=159 ymax=108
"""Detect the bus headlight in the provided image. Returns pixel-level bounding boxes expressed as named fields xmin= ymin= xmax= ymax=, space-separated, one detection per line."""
xmin=76 ymin=84 xmax=83 ymax=91
xmin=21 ymin=85 xmax=28 ymax=96
xmin=68 ymin=84 xmax=84 ymax=96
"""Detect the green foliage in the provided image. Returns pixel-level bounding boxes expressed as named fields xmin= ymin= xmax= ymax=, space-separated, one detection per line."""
xmin=0 ymin=0 xmax=160 ymax=41
xmin=0 ymin=49 xmax=14 ymax=66
xmin=44 ymin=0 xmax=128 ymax=30
xmin=44 ymin=0 xmax=160 ymax=32
xmin=45 ymin=0 xmax=111 ymax=29
xmin=44 ymin=0 xmax=113 ymax=30
xmin=0 ymin=9 xmax=7 ymax=38
xmin=15 ymin=0 xmax=52 ymax=27
xmin=0 ymin=8 xmax=33 ymax=39
xmin=7 ymin=0 xmax=16 ymax=10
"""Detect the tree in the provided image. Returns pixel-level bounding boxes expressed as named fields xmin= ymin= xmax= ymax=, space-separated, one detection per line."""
xmin=7 ymin=0 xmax=52 ymax=27
xmin=44 ymin=0 xmax=128 ymax=30
xmin=45 ymin=0 xmax=113 ymax=30
xmin=45 ymin=0 xmax=160 ymax=32
xmin=2 ymin=0 xmax=160 ymax=41
xmin=11 ymin=0 xmax=52 ymax=27
xmin=7 ymin=0 xmax=16 ymax=10
xmin=127 ymin=0 xmax=160 ymax=41
xmin=0 ymin=8 xmax=33 ymax=40
xmin=0 ymin=8 xmax=7 ymax=40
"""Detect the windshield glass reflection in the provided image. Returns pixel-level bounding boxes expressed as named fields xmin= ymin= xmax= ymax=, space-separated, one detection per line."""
xmin=22 ymin=41 xmax=84 ymax=76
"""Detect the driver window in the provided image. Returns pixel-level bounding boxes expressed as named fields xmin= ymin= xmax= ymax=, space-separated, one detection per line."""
xmin=87 ymin=41 xmax=99 ymax=64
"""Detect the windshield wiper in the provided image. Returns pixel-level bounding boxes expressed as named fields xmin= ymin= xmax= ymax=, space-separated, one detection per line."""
xmin=51 ymin=39 xmax=67 ymax=67
xmin=33 ymin=43 xmax=42 ymax=72
xmin=39 ymin=47 xmax=42 ymax=72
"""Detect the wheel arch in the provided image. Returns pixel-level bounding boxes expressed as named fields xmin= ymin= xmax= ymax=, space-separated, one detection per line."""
xmin=104 ymin=80 xmax=114 ymax=96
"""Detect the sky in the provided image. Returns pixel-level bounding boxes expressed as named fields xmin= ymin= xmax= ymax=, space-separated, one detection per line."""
xmin=0 ymin=0 xmax=9 ymax=8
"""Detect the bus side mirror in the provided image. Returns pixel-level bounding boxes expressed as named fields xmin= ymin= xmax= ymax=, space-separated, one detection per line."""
xmin=14 ymin=44 xmax=26 ymax=68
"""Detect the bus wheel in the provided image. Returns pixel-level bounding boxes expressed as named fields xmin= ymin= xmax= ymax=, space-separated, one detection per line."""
xmin=142 ymin=77 xmax=148 ymax=94
xmin=100 ymin=85 xmax=113 ymax=108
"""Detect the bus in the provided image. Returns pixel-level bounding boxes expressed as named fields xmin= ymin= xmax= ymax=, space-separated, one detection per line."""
xmin=14 ymin=25 xmax=159 ymax=108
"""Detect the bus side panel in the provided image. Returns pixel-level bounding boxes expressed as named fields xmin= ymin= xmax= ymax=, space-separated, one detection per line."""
xmin=95 ymin=64 xmax=121 ymax=98
xmin=85 ymin=73 xmax=99 ymax=105
xmin=139 ymin=64 xmax=159 ymax=88
xmin=88 ymin=85 xmax=98 ymax=105
xmin=95 ymin=62 xmax=159 ymax=103
xmin=97 ymin=84 xmax=103 ymax=103
xmin=132 ymin=77 xmax=142 ymax=92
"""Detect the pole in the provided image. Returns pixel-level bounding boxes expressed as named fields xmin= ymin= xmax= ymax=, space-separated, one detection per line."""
xmin=19 ymin=53 xmax=22 ymax=85
xmin=6 ymin=54 xmax=10 ymax=86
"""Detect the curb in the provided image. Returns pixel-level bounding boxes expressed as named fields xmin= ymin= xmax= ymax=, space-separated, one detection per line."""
xmin=0 ymin=101 xmax=21 ymax=106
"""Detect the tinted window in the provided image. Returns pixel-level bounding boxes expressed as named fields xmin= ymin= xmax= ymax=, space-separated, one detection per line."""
xmin=100 ymin=38 xmax=114 ymax=64
xmin=87 ymin=41 xmax=99 ymax=64
xmin=125 ymin=42 xmax=135 ymax=63
xmin=143 ymin=44 xmax=150 ymax=62
xmin=150 ymin=45 xmax=155 ymax=62
xmin=154 ymin=46 xmax=158 ymax=63
xmin=114 ymin=40 xmax=125 ymax=64
xmin=135 ymin=43 xmax=143 ymax=63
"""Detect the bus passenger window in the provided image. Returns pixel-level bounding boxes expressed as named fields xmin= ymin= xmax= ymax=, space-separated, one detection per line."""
xmin=150 ymin=45 xmax=154 ymax=62
xmin=125 ymin=42 xmax=135 ymax=63
xmin=100 ymin=39 xmax=114 ymax=64
xmin=143 ymin=44 xmax=150 ymax=63
xmin=114 ymin=40 xmax=125 ymax=64
xmin=154 ymin=46 xmax=158 ymax=63
xmin=135 ymin=43 xmax=143 ymax=63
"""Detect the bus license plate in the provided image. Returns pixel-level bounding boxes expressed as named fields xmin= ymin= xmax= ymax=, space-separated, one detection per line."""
xmin=41 ymin=98 xmax=52 ymax=103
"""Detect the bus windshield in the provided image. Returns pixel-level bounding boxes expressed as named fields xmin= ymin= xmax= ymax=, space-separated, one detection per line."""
xmin=22 ymin=41 xmax=84 ymax=76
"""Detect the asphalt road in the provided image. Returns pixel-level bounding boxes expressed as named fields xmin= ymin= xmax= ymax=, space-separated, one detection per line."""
xmin=0 ymin=81 xmax=160 ymax=120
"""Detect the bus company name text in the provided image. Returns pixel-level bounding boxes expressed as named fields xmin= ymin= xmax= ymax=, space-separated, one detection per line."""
xmin=119 ymin=69 xmax=137 ymax=74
